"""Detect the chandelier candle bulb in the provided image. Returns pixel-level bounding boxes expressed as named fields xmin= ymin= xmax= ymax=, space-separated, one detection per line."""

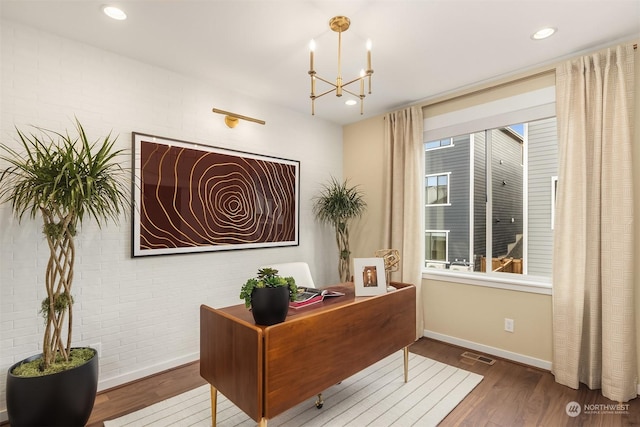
xmin=367 ymin=39 xmax=373 ymax=94
xmin=309 ymin=39 xmax=315 ymax=71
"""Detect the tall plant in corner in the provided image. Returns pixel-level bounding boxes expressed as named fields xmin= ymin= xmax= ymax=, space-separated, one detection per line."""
xmin=313 ymin=177 xmax=366 ymax=282
xmin=0 ymin=118 xmax=129 ymax=369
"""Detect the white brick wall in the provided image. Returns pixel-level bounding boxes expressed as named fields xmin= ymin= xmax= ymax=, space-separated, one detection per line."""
xmin=0 ymin=20 xmax=342 ymax=419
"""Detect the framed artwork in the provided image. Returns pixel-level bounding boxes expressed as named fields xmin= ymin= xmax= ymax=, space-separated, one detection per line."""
xmin=132 ymin=133 xmax=299 ymax=257
xmin=353 ymin=258 xmax=387 ymax=296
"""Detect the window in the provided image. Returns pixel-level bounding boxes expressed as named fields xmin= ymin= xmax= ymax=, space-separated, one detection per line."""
xmin=425 ymin=138 xmax=452 ymax=150
xmin=425 ymin=231 xmax=448 ymax=263
xmin=423 ymin=117 xmax=557 ymax=278
xmin=425 ymin=173 xmax=450 ymax=205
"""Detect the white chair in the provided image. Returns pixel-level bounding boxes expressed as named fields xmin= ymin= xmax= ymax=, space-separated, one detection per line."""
xmin=263 ymin=262 xmax=316 ymax=289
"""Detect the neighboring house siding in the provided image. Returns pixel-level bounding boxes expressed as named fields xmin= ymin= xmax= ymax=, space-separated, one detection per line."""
xmin=491 ymin=128 xmax=524 ymax=257
xmin=527 ymin=117 xmax=558 ymax=276
xmin=425 ymin=135 xmax=470 ymax=263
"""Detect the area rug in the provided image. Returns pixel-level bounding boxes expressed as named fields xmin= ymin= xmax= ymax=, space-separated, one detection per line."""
xmin=104 ymin=351 xmax=482 ymax=427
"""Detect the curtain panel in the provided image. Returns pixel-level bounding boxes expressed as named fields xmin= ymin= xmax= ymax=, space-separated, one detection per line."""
xmin=383 ymin=106 xmax=424 ymax=340
xmin=552 ymin=44 xmax=636 ymax=402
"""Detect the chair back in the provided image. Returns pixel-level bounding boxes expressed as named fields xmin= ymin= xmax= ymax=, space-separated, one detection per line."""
xmin=264 ymin=262 xmax=316 ymax=288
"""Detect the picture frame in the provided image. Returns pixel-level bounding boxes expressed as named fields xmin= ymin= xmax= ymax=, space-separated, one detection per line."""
xmin=353 ymin=258 xmax=387 ymax=296
xmin=132 ymin=133 xmax=299 ymax=257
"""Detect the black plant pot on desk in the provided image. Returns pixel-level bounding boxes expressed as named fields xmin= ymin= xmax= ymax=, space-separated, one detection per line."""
xmin=250 ymin=287 xmax=290 ymax=326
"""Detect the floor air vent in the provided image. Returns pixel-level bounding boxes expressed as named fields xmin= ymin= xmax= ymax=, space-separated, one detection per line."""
xmin=461 ymin=351 xmax=496 ymax=365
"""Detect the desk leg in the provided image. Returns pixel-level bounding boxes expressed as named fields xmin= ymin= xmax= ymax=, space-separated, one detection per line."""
xmin=210 ymin=385 xmax=217 ymax=426
xmin=259 ymin=418 xmax=268 ymax=426
xmin=403 ymin=347 xmax=409 ymax=383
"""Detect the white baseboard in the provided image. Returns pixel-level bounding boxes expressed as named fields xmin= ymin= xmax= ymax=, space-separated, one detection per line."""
xmin=0 ymin=352 xmax=200 ymax=424
xmin=97 ymin=351 xmax=200 ymax=392
xmin=423 ymin=329 xmax=553 ymax=371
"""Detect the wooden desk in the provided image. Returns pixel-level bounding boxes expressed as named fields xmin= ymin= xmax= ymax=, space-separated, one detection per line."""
xmin=200 ymin=281 xmax=416 ymax=426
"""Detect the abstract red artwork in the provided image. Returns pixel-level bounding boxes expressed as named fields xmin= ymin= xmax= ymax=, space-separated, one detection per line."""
xmin=132 ymin=133 xmax=299 ymax=256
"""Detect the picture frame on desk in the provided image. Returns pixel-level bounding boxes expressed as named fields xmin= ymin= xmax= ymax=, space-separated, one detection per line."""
xmin=353 ymin=258 xmax=387 ymax=296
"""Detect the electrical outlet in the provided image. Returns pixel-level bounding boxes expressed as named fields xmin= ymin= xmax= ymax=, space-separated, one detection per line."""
xmin=91 ymin=342 xmax=102 ymax=357
xmin=504 ymin=318 xmax=514 ymax=333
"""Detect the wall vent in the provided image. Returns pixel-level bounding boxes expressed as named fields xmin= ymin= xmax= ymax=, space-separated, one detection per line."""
xmin=461 ymin=351 xmax=496 ymax=365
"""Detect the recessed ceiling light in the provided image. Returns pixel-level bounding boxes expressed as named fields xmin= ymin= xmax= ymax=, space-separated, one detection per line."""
xmin=345 ymin=99 xmax=357 ymax=106
xmin=103 ymin=5 xmax=127 ymax=20
xmin=531 ymin=27 xmax=556 ymax=40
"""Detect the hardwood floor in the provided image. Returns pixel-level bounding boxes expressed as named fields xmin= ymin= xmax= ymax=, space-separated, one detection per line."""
xmin=86 ymin=337 xmax=640 ymax=427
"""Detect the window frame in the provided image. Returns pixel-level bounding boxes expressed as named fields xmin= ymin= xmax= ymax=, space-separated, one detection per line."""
xmin=425 ymin=229 xmax=449 ymax=265
xmin=425 ymin=172 xmax=451 ymax=206
xmin=425 ymin=137 xmax=454 ymax=151
xmin=421 ymin=86 xmax=556 ymax=295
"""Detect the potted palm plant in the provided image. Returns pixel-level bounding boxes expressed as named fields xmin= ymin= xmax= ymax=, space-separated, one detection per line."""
xmin=240 ymin=267 xmax=297 ymax=325
xmin=0 ymin=118 xmax=129 ymax=426
xmin=313 ymin=177 xmax=367 ymax=282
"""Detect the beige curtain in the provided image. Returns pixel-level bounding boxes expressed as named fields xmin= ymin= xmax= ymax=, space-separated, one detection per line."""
xmin=552 ymin=44 xmax=636 ymax=402
xmin=383 ymin=106 xmax=424 ymax=340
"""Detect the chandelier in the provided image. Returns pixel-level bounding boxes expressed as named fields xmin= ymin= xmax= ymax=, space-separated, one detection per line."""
xmin=308 ymin=16 xmax=373 ymax=115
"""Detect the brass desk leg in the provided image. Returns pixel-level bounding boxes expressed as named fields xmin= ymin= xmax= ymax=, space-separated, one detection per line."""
xmin=315 ymin=393 xmax=324 ymax=408
xmin=210 ymin=385 xmax=217 ymax=426
xmin=259 ymin=418 xmax=268 ymax=426
xmin=403 ymin=346 xmax=409 ymax=383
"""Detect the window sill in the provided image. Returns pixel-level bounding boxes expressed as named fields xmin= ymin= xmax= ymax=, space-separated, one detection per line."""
xmin=422 ymin=269 xmax=552 ymax=295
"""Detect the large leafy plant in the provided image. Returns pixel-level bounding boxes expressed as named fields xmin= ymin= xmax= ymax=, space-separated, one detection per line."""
xmin=313 ymin=177 xmax=367 ymax=282
xmin=240 ymin=267 xmax=297 ymax=308
xmin=0 ymin=118 xmax=129 ymax=370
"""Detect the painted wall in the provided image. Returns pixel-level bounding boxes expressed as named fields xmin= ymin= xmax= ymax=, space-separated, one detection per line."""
xmin=342 ymin=116 xmax=386 ymax=260
xmin=0 ymin=20 xmax=342 ymax=419
xmin=344 ymin=47 xmax=640 ymax=379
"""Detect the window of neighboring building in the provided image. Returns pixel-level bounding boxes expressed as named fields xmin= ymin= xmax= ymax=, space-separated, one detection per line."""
xmin=425 ymin=173 xmax=450 ymax=205
xmin=425 ymin=230 xmax=448 ymax=263
xmin=425 ymin=138 xmax=453 ymax=150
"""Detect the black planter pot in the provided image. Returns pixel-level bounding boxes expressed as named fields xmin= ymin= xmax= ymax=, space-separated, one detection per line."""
xmin=251 ymin=286 xmax=290 ymax=325
xmin=6 ymin=348 xmax=99 ymax=427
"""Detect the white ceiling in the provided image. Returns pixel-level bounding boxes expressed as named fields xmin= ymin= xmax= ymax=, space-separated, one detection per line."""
xmin=1 ymin=0 xmax=639 ymax=126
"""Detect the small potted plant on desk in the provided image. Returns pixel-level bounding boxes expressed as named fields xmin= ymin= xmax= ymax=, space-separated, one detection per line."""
xmin=240 ymin=267 xmax=297 ymax=326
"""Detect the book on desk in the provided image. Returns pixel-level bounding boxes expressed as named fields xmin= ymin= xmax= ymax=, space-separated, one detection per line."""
xmin=289 ymin=288 xmax=345 ymax=309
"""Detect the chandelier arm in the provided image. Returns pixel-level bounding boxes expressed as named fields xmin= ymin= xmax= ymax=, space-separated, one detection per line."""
xmin=312 ymin=88 xmax=338 ymax=99
xmin=341 ymin=76 xmax=365 ymax=88
xmin=341 ymin=87 xmax=362 ymax=98
xmin=313 ymin=75 xmax=338 ymax=87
